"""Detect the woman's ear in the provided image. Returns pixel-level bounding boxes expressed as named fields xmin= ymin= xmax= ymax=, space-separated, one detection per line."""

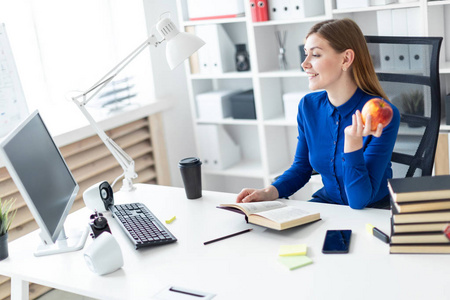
xmin=342 ymin=49 xmax=355 ymax=71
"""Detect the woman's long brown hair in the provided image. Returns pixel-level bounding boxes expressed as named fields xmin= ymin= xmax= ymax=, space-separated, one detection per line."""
xmin=306 ymin=18 xmax=389 ymax=101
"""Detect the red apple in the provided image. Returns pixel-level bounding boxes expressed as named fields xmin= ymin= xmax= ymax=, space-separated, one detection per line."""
xmin=361 ymin=98 xmax=393 ymax=131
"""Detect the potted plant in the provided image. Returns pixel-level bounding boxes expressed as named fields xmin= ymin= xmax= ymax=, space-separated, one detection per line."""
xmin=0 ymin=198 xmax=17 ymax=261
xmin=400 ymin=90 xmax=424 ymax=127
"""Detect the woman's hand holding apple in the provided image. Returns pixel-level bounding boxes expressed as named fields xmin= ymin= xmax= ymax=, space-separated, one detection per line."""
xmin=361 ymin=98 xmax=393 ymax=131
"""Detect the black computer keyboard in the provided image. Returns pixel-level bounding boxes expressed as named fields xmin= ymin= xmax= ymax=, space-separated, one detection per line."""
xmin=110 ymin=202 xmax=177 ymax=249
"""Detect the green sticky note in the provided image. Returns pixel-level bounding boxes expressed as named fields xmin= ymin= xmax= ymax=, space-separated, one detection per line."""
xmin=278 ymin=244 xmax=307 ymax=256
xmin=278 ymin=255 xmax=313 ymax=270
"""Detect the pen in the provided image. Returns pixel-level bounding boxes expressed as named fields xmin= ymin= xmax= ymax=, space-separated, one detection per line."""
xmin=366 ymin=223 xmax=390 ymax=244
xmin=204 ymin=228 xmax=253 ymax=245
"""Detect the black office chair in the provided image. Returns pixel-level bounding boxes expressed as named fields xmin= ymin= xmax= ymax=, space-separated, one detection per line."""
xmin=365 ymin=36 xmax=443 ymax=178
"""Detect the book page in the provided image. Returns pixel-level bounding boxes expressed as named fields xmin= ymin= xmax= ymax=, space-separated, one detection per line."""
xmin=255 ymin=206 xmax=313 ymax=223
xmin=233 ymin=201 xmax=286 ymax=215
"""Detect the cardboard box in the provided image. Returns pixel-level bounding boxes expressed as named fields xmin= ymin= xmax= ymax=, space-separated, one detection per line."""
xmin=283 ymin=92 xmax=308 ymax=122
xmin=196 ymin=90 xmax=241 ymax=121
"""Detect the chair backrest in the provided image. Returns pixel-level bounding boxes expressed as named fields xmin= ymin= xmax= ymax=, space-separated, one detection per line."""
xmin=365 ymin=36 xmax=443 ymax=178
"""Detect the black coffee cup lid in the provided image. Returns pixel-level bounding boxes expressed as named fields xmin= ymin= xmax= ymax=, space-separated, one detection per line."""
xmin=179 ymin=157 xmax=202 ymax=167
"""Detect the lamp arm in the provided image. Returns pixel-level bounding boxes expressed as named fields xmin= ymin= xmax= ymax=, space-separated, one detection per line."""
xmin=70 ymin=15 xmax=203 ymax=191
xmin=72 ymin=34 xmax=162 ymax=106
xmin=71 ymin=33 xmax=163 ymax=191
xmin=74 ymin=101 xmax=137 ymax=191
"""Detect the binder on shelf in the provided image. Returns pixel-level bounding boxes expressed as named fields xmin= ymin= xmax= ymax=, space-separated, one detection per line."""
xmin=250 ymin=0 xmax=258 ymax=22
xmin=196 ymin=124 xmax=241 ymax=170
xmin=392 ymin=9 xmax=410 ymax=71
xmin=187 ymin=0 xmax=245 ymax=21
xmin=256 ymin=0 xmax=269 ymax=22
xmin=406 ymin=7 xmax=425 ymax=71
xmin=185 ymin=26 xmax=200 ymax=74
xmin=268 ymin=0 xmax=291 ymax=21
xmin=195 ymin=25 xmax=211 ymax=74
xmin=194 ymin=24 xmax=235 ymax=74
xmin=376 ymin=10 xmax=395 ymax=70
xmin=290 ymin=0 xmax=325 ymax=19
xmin=445 ymin=94 xmax=450 ymax=125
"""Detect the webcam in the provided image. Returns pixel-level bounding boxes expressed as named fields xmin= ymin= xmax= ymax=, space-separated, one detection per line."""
xmin=83 ymin=181 xmax=114 ymax=212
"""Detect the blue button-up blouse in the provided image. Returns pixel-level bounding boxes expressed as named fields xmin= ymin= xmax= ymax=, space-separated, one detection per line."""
xmin=272 ymin=88 xmax=400 ymax=209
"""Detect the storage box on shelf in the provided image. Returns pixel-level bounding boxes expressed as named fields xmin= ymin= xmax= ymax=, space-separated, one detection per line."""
xmin=230 ymin=90 xmax=257 ymax=119
xmin=196 ymin=90 xmax=243 ymax=121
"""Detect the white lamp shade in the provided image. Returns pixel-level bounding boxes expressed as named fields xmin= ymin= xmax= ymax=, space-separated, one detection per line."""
xmin=166 ymin=32 xmax=205 ymax=70
xmin=156 ymin=17 xmax=205 ymax=70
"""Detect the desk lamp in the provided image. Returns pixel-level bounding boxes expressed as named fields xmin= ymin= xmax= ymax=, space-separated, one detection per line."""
xmin=72 ymin=14 xmax=204 ymax=192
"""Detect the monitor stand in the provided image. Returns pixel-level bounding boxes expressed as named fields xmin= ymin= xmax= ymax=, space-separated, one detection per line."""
xmin=34 ymin=226 xmax=89 ymax=257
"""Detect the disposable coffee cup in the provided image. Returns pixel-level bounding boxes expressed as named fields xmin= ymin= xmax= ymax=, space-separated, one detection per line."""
xmin=178 ymin=157 xmax=202 ymax=199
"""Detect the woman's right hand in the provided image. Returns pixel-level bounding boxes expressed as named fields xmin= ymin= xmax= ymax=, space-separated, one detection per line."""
xmin=236 ymin=186 xmax=279 ymax=203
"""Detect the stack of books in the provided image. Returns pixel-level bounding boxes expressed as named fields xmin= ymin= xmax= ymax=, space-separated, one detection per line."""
xmin=388 ymin=175 xmax=450 ymax=254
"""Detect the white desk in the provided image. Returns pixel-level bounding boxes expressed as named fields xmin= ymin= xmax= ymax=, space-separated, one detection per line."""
xmin=1 ymin=184 xmax=449 ymax=300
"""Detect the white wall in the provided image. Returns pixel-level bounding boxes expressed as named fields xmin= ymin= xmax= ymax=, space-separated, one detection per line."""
xmin=142 ymin=0 xmax=197 ymax=188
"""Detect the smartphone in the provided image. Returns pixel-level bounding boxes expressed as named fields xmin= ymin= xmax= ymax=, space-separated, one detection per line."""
xmin=322 ymin=230 xmax=352 ymax=254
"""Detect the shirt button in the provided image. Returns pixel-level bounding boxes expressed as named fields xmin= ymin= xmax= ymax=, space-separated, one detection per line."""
xmin=334 ymin=141 xmax=336 ymax=145
xmin=336 ymin=121 xmax=339 ymax=125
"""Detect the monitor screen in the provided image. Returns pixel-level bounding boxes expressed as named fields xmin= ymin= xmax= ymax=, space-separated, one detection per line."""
xmin=0 ymin=110 xmax=88 ymax=256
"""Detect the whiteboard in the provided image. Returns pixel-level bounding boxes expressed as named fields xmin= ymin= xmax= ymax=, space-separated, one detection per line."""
xmin=0 ymin=23 xmax=28 ymax=138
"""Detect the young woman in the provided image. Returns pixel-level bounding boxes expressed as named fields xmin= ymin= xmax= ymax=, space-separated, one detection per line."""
xmin=236 ymin=18 xmax=400 ymax=209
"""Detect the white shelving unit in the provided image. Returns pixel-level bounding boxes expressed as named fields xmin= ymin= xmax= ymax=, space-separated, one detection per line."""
xmin=175 ymin=0 xmax=450 ymax=198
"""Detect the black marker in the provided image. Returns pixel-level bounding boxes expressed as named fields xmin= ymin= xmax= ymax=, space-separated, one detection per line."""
xmin=204 ymin=228 xmax=253 ymax=245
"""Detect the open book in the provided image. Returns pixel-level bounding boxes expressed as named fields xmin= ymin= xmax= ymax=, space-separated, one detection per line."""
xmin=218 ymin=201 xmax=321 ymax=230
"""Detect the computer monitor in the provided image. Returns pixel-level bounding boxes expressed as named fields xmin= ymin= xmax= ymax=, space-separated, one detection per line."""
xmin=0 ymin=110 xmax=88 ymax=256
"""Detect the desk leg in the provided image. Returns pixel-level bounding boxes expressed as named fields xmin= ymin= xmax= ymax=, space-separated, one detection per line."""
xmin=11 ymin=277 xmax=29 ymax=300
